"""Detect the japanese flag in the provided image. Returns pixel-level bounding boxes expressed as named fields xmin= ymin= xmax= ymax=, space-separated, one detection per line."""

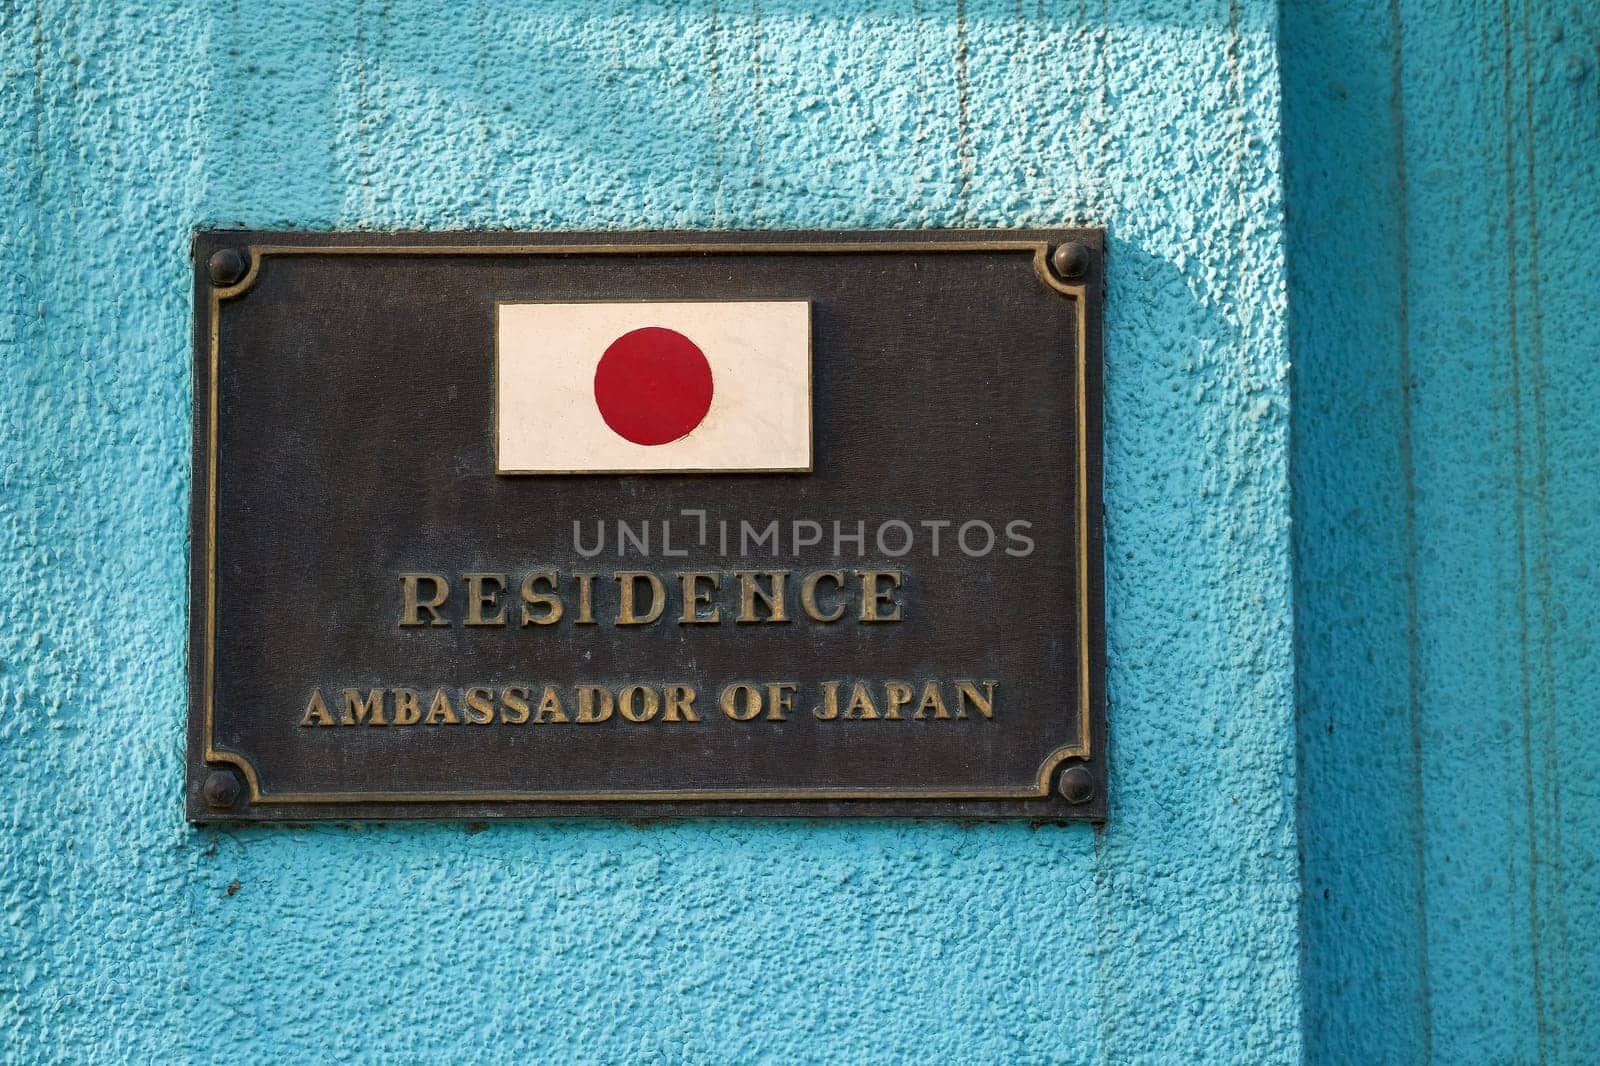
xmin=496 ymin=301 xmax=811 ymax=474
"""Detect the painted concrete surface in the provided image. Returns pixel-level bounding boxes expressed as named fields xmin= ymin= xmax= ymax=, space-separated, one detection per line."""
xmin=1286 ymin=0 xmax=1600 ymax=1062
xmin=2 ymin=1 xmax=1296 ymax=1061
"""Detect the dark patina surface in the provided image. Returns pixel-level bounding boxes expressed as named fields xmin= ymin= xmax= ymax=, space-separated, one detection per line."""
xmin=187 ymin=229 xmax=1105 ymax=820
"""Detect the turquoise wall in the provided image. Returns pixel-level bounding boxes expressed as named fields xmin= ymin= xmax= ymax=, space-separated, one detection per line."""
xmin=9 ymin=0 xmax=1598 ymax=1061
xmin=1285 ymin=0 xmax=1599 ymax=1062
xmin=2 ymin=2 xmax=1298 ymax=1060
xmin=12 ymin=0 xmax=1596 ymax=1061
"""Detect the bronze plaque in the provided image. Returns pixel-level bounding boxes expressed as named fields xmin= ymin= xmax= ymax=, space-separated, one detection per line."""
xmin=187 ymin=230 xmax=1105 ymax=821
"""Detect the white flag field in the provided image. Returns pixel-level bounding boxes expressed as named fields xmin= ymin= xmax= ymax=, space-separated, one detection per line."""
xmin=496 ymin=301 xmax=811 ymax=474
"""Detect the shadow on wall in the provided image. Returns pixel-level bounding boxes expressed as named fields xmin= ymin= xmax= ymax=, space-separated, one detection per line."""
xmin=1286 ymin=0 xmax=1600 ymax=1062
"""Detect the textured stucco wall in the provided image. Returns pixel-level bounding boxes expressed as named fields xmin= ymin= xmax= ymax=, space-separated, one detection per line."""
xmin=1 ymin=1 xmax=1296 ymax=1061
xmin=1285 ymin=0 xmax=1600 ymax=1062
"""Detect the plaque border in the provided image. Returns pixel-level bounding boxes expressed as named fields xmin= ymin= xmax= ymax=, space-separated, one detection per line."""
xmin=190 ymin=230 xmax=1105 ymax=815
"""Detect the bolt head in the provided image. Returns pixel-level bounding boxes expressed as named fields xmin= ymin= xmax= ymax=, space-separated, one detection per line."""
xmin=1050 ymin=241 xmax=1091 ymax=280
xmin=207 ymin=248 xmax=246 ymax=287
xmin=202 ymin=769 xmax=242 ymax=809
xmin=1058 ymin=764 xmax=1095 ymax=805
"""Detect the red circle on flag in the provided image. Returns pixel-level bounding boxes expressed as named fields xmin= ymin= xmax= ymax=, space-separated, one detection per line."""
xmin=593 ymin=326 xmax=714 ymax=446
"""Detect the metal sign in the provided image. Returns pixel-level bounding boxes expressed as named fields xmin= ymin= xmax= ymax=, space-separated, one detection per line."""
xmin=187 ymin=229 xmax=1105 ymax=820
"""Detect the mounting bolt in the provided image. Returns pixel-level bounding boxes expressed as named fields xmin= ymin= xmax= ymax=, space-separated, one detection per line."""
xmin=202 ymin=769 xmax=242 ymax=810
xmin=1058 ymin=764 xmax=1095 ymax=805
xmin=1050 ymin=242 xmax=1091 ymax=281
xmin=207 ymin=248 xmax=246 ymax=287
